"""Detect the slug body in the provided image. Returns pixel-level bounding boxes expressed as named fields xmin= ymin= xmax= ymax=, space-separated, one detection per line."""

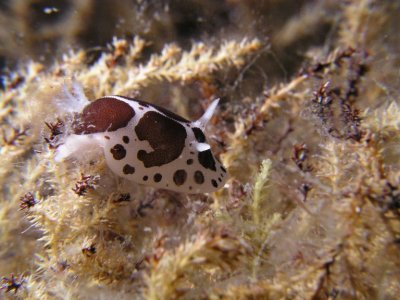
xmin=56 ymin=94 xmax=228 ymax=194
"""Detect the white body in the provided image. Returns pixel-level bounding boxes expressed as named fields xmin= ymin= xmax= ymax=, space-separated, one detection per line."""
xmin=55 ymin=93 xmax=228 ymax=194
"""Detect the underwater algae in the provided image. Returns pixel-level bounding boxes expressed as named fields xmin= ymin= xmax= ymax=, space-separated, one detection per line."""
xmin=1 ymin=0 xmax=400 ymax=299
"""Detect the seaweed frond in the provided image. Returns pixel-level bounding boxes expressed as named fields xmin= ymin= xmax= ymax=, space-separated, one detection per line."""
xmin=252 ymin=159 xmax=272 ymax=226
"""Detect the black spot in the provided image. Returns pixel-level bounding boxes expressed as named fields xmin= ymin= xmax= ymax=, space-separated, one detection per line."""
xmin=123 ymin=164 xmax=135 ymax=174
xmin=122 ymin=136 xmax=130 ymax=144
xmin=187 ymin=159 xmax=193 ymax=165
xmin=139 ymin=107 xmax=144 ymax=110
xmin=211 ymin=179 xmax=218 ymax=188
xmin=105 ymin=136 xmax=110 ymax=140
xmin=221 ymin=166 xmax=227 ymax=173
xmin=110 ymin=144 xmax=126 ymax=160
xmin=135 ymin=111 xmax=187 ymax=168
xmin=154 ymin=173 xmax=162 ymax=182
xmin=194 ymin=171 xmax=204 ymax=184
xmin=173 ymin=170 xmax=187 ymax=186
xmin=137 ymin=150 xmax=146 ymax=162
xmin=198 ymin=150 xmax=216 ymax=171
xmin=218 ymin=177 xmax=222 ymax=182
xmin=192 ymin=127 xmax=206 ymax=143
xmin=73 ymin=97 xmax=135 ymax=134
xmin=143 ymin=175 xmax=148 ymax=181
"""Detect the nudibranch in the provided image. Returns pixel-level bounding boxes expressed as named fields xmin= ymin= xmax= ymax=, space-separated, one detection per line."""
xmin=55 ymin=89 xmax=228 ymax=194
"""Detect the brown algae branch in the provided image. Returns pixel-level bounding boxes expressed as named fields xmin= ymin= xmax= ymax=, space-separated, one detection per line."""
xmin=223 ymin=74 xmax=308 ymax=167
xmin=260 ymin=75 xmax=308 ymax=115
